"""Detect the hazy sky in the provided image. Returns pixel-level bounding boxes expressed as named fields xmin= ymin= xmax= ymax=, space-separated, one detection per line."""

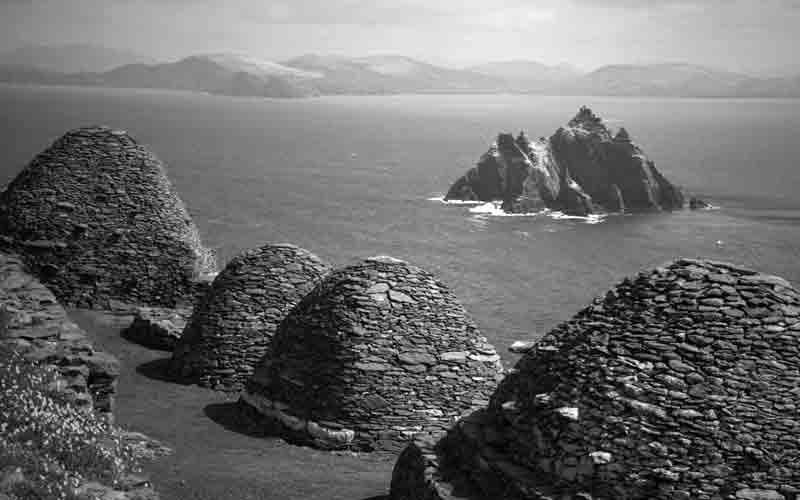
xmin=1 ymin=0 xmax=799 ymax=73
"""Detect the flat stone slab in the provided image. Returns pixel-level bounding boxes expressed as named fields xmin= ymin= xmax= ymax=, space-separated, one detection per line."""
xmin=122 ymin=306 xmax=191 ymax=351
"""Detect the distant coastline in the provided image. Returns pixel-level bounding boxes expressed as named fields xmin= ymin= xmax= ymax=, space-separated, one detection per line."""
xmin=4 ymin=81 xmax=800 ymax=102
xmin=1 ymin=51 xmax=799 ymax=100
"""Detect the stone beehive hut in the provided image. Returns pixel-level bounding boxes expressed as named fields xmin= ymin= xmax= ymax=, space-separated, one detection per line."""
xmin=169 ymin=243 xmax=331 ymax=391
xmin=0 ymin=126 xmax=216 ymax=309
xmin=390 ymin=259 xmax=800 ymax=500
xmin=241 ymin=256 xmax=504 ymax=452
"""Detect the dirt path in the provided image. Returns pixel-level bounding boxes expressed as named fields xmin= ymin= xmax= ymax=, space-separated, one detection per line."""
xmin=69 ymin=309 xmax=394 ymax=500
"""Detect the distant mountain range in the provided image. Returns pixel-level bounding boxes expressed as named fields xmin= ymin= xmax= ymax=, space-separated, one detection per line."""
xmin=0 ymin=44 xmax=156 ymax=73
xmin=562 ymin=63 xmax=800 ymax=98
xmin=94 ymin=55 xmax=320 ymax=98
xmin=283 ymin=54 xmax=504 ymax=95
xmin=1 ymin=45 xmax=799 ymax=99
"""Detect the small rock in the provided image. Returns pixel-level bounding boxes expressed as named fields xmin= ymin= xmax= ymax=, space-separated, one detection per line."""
xmin=388 ymin=290 xmax=415 ymax=303
xmin=440 ymin=351 xmax=468 ymax=362
xmin=736 ymin=489 xmax=785 ymax=500
xmin=554 ymin=406 xmax=579 ymax=421
xmin=365 ymin=283 xmax=390 ymax=294
xmin=589 ymin=451 xmax=612 ymax=464
xmin=509 ymin=340 xmax=536 ymax=353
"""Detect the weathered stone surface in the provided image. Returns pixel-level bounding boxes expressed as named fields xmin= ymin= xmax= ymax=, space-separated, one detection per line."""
xmin=121 ymin=306 xmax=191 ymax=351
xmin=118 ymin=431 xmax=173 ymax=461
xmin=445 ymin=107 xmax=686 ymax=216
xmin=736 ymin=490 xmax=785 ymax=500
xmin=0 ymin=126 xmax=217 ymax=309
xmin=242 ymin=256 xmax=504 ymax=452
xmin=0 ymin=252 xmax=118 ymax=416
xmin=689 ymin=196 xmax=711 ymax=210
xmin=169 ymin=243 xmax=330 ymax=391
xmin=391 ymin=259 xmax=800 ymax=500
xmin=74 ymin=475 xmax=159 ymax=500
xmin=509 ymin=340 xmax=536 ymax=354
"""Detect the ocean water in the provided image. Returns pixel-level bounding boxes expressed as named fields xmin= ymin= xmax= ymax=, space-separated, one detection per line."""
xmin=1 ymin=84 xmax=799 ymax=361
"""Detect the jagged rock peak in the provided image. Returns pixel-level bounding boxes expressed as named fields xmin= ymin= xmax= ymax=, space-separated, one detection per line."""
xmin=390 ymin=258 xmax=800 ymax=500
xmin=567 ymin=105 xmax=605 ymax=130
xmin=496 ymin=132 xmax=518 ymax=150
xmin=444 ymin=106 xmax=686 ymax=215
xmin=516 ymin=131 xmax=531 ymax=149
xmin=614 ymin=126 xmax=631 ymax=142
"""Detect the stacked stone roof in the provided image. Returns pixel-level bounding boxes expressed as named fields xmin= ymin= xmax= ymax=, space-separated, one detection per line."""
xmin=390 ymin=259 xmax=800 ymax=500
xmin=241 ymin=256 xmax=504 ymax=452
xmin=0 ymin=126 xmax=216 ymax=309
xmin=169 ymin=243 xmax=331 ymax=391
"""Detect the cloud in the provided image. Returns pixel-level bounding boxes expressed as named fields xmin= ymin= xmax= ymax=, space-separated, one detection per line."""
xmin=573 ymin=0 xmax=683 ymax=5
xmin=570 ymin=0 xmax=800 ymax=11
xmin=227 ymin=0 xmax=553 ymax=27
xmin=81 ymin=0 xmax=557 ymax=27
xmin=1 ymin=0 xmax=798 ymax=73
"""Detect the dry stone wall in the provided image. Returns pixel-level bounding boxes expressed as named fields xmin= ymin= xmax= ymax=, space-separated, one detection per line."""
xmin=390 ymin=259 xmax=800 ymax=500
xmin=169 ymin=244 xmax=331 ymax=391
xmin=241 ymin=256 xmax=504 ymax=452
xmin=0 ymin=126 xmax=216 ymax=309
xmin=0 ymin=252 xmax=118 ymax=416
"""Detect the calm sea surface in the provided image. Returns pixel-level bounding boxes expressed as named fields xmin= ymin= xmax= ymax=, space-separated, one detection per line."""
xmin=1 ymin=84 xmax=799 ymax=361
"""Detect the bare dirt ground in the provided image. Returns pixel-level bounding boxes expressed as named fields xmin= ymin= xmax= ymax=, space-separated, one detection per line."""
xmin=69 ymin=309 xmax=394 ymax=500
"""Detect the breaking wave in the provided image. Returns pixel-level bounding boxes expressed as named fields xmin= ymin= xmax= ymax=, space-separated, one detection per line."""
xmin=466 ymin=201 xmax=607 ymax=224
xmin=427 ymin=195 xmax=485 ymax=206
xmin=468 ymin=202 xmax=541 ymax=217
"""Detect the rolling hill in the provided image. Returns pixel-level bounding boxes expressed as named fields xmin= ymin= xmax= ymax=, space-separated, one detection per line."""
xmin=562 ymin=63 xmax=800 ymax=98
xmin=282 ymin=54 xmax=504 ymax=94
xmin=87 ymin=55 xmax=319 ymax=98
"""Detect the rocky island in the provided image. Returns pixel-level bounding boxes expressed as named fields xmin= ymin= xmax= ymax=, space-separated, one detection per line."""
xmin=445 ymin=107 xmax=688 ymax=216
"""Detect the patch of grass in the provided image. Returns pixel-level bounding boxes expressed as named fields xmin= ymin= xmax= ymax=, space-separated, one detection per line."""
xmin=70 ymin=309 xmax=394 ymax=500
xmin=0 ymin=345 xmax=139 ymax=500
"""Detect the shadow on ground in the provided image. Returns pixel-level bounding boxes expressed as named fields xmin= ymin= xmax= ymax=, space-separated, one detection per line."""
xmin=120 ymin=327 xmax=174 ymax=352
xmin=135 ymin=357 xmax=192 ymax=385
xmin=204 ymin=402 xmax=283 ymax=439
